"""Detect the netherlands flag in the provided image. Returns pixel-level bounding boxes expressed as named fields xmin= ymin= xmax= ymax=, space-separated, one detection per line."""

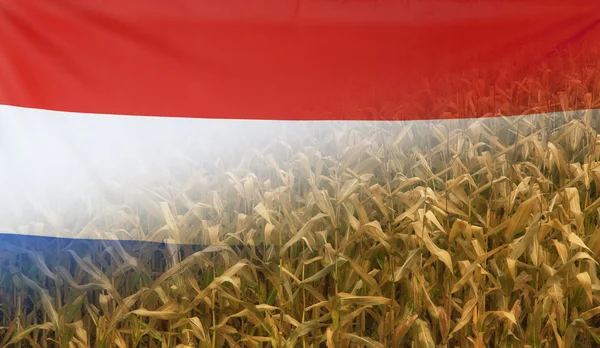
xmin=1 ymin=0 xmax=600 ymax=346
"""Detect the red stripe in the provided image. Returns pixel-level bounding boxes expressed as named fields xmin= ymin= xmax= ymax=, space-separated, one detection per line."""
xmin=0 ymin=0 xmax=599 ymax=120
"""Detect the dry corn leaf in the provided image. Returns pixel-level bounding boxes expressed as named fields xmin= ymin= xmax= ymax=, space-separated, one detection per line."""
xmin=413 ymin=222 xmax=453 ymax=273
xmin=576 ymin=272 xmax=594 ymax=304
xmin=280 ymin=213 xmax=327 ymax=254
xmin=131 ymin=308 xmax=182 ymax=320
xmin=415 ymin=319 xmax=435 ymax=348
xmin=7 ymin=322 xmax=54 ymax=346
xmin=568 ymin=232 xmax=592 ymax=252
xmin=337 ymin=293 xmax=392 ymax=307
xmin=504 ymin=195 xmax=540 ymax=241
xmin=394 ymin=249 xmax=421 ymax=282
xmin=340 ymin=333 xmax=384 ymax=348
xmin=254 ymin=202 xmax=272 ymax=224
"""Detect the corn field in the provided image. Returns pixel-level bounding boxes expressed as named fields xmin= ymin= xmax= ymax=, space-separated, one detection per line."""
xmin=2 ymin=44 xmax=600 ymax=347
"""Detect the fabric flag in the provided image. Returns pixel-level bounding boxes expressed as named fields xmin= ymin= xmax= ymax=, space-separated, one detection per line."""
xmin=1 ymin=0 xmax=600 ymax=346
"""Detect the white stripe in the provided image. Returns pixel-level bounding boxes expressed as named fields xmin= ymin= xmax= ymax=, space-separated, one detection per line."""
xmin=0 ymin=104 xmax=590 ymax=240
